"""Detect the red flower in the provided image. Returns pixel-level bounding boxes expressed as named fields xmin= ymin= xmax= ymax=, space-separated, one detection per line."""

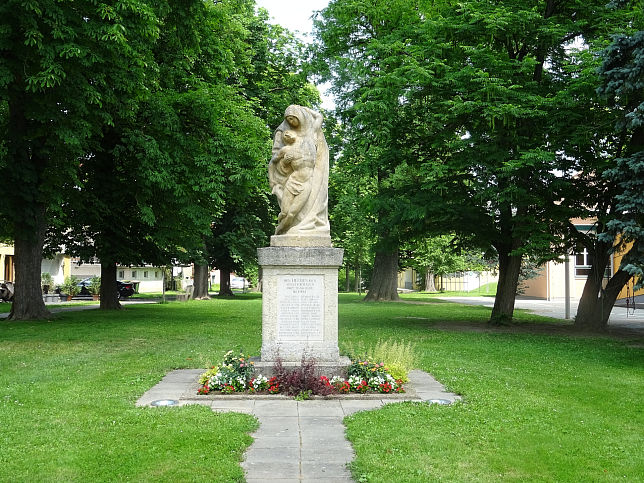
xmin=379 ymin=382 xmax=392 ymax=393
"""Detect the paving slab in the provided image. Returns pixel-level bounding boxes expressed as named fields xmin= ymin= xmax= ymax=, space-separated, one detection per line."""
xmin=138 ymin=368 xmax=460 ymax=481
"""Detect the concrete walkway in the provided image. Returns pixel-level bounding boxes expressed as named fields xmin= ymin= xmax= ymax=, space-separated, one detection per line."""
xmin=438 ymin=295 xmax=644 ymax=331
xmin=137 ymin=369 xmax=459 ymax=482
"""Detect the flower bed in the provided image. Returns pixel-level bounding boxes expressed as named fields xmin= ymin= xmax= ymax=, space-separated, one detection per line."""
xmin=197 ymin=350 xmax=405 ymax=397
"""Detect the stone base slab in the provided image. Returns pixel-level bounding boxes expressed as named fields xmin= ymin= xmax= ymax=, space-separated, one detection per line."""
xmin=258 ymin=246 xmax=343 ymax=266
xmin=258 ymin=246 xmax=344 ymax=364
xmin=250 ymin=356 xmax=351 ymax=378
xmin=270 ymin=234 xmax=332 ymax=247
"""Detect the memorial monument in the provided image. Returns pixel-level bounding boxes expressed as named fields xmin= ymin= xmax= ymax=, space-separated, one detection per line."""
xmin=256 ymin=105 xmax=348 ymax=375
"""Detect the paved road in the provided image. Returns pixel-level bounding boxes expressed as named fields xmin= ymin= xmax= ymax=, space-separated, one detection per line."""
xmin=438 ymin=296 xmax=644 ymax=330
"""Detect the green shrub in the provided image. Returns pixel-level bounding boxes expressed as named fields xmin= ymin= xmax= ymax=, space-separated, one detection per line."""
xmin=41 ymin=272 xmax=53 ymax=287
xmin=89 ymin=276 xmax=101 ymax=295
xmin=61 ymin=276 xmax=80 ymax=297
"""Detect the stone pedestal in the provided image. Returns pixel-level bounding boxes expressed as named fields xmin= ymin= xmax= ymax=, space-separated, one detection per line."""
xmin=256 ymin=245 xmax=349 ymax=376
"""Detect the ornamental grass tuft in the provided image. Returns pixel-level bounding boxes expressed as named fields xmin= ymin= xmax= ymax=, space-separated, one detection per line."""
xmin=344 ymin=338 xmax=416 ymax=382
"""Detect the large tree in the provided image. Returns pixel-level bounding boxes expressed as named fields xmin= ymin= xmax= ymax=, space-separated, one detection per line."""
xmin=314 ymin=0 xmax=428 ymax=301
xmin=572 ymin=23 xmax=644 ymax=329
xmin=0 ymin=0 xmax=159 ymax=319
xmin=54 ymin=0 xmax=280 ymax=309
xmin=401 ymin=236 xmax=489 ymax=292
xmin=199 ymin=8 xmax=322 ymax=298
xmin=314 ymin=0 xmax=628 ymax=319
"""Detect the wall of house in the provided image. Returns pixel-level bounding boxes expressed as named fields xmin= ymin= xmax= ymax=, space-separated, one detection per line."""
xmin=42 ymin=255 xmax=66 ymax=286
xmin=70 ymin=260 xmax=101 ymax=279
xmin=522 ymin=257 xmax=611 ymax=300
xmin=68 ymin=262 xmax=166 ymax=293
xmin=397 ymin=268 xmax=418 ymax=290
xmin=613 ymin=243 xmax=644 ymax=300
xmin=436 ymin=271 xmax=498 ymax=293
xmin=1 ymin=244 xmax=14 ymax=282
xmin=520 ymin=267 xmax=549 ymax=298
xmin=115 ymin=267 xmax=164 ymax=293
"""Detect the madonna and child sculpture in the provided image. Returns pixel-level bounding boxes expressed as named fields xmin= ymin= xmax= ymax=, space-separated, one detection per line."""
xmin=256 ymin=105 xmax=348 ymax=369
xmin=268 ymin=105 xmax=331 ymax=246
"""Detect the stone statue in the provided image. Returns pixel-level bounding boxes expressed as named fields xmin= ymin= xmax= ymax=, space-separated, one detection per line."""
xmin=269 ymin=105 xmax=330 ymax=240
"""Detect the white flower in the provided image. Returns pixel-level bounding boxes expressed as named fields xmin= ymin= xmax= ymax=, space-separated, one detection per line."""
xmin=330 ymin=376 xmax=344 ymax=385
xmin=348 ymin=375 xmax=362 ymax=388
xmin=369 ymin=376 xmax=385 ymax=387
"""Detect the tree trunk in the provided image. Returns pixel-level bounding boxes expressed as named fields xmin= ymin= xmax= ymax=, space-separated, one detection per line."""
xmin=192 ymin=263 xmax=210 ymax=299
xmin=575 ymin=244 xmax=633 ymax=330
xmin=8 ymin=213 xmax=51 ymax=320
xmin=100 ymin=261 xmax=122 ymax=310
xmin=364 ymin=250 xmax=400 ymax=302
xmin=6 ymin=77 xmax=50 ymax=321
xmin=218 ymin=268 xmax=234 ymax=296
xmin=257 ymin=267 xmax=263 ymax=292
xmin=345 ymin=263 xmax=350 ymax=292
xmin=425 ymin=271 xmax=437 ymax=292
xmin=490 ymin=248 xmax=522 ymax=323
xmin=354 ymin=264 xmax=360 ymax=293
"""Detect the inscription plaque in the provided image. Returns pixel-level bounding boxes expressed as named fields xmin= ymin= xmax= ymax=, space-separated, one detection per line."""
xmin=277 ymin=275 xmax=324 ymax=341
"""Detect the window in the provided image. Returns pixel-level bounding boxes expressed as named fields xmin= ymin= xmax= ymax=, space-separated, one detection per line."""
xmin=154 ymin=271 xmax=159 ymax=278
xmin=132 ymin=270 xmax=137 ymax=279
xmin=574 ymin=249 xmax=612 ymax=278
xmin=143 ymin=271 xmax=148 ymax=278
xmin=118 ymin=270 xmax=125 ymax=279
xmin=575 ymin=249 xmax=593 ymax=277
xmin=4 ymin=255 xmax=14 ymax=282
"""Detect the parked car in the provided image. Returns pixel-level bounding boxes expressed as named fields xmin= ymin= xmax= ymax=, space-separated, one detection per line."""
xmin=0 ymin=282 xmax=14 ymax=302
xmin=117 ymin=281 xmax=135 ymax=299
xmin=77 ymin=278 xmax=93 ymax=296
xmin=76 ymin=278 xmax=135 ymax=299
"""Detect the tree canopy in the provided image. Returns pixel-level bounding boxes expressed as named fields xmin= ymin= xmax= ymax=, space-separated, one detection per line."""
xmin=313 ymin=0 xmax=638 ymax=322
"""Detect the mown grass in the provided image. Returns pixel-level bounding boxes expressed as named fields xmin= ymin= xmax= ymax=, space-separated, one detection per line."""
xmin=0 ymin=297 xmax=262 ymax=482
xmin=1 ymin=292 xmax=642 ymax=482
xmin=340 ymin=294 xmax=643 ymax=481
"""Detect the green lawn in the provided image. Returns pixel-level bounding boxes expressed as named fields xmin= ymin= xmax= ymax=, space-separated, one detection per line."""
xmin=1 ymin=293 xmax=642 ymax=481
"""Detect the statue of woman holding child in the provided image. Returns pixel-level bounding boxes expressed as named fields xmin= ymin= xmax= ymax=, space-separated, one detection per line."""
xmin=269 ymin=105 xmax=330 ymax=241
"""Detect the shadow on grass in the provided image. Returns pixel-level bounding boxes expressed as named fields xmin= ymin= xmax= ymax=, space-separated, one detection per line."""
xmin=339 ymin=293 xmax=643 ymax=342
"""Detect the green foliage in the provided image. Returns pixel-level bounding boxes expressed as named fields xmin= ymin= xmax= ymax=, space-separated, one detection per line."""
xmin=314 ymin=0 xmax=635 ymax=318
xmin=598 ymin=29 xmax=644 ymax=288
xmin=344 ymin=338 xmax=416 ymax=382
xmin=402 ymin=236 xmax=493 ymax=288
xmin=88 ymin=276 xmax=101 ymax=296
xmin=204 ymin=7 xmax=321 ymax=284
xmin=0 ymin=0 xmax=160 ymax=237
xmin=60 ymin=276 xmax=79 ymax=297
xmin=40 ymin=272 xmax=53 ymax=287
xmin=198 ymin=366 xmax=219 ymax=386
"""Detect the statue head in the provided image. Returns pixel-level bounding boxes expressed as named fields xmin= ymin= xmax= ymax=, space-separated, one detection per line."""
xmin=282 ymin=130 xmax=297 ymax=144
xmin=284 ymin=105 xmax=303 ymax=129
